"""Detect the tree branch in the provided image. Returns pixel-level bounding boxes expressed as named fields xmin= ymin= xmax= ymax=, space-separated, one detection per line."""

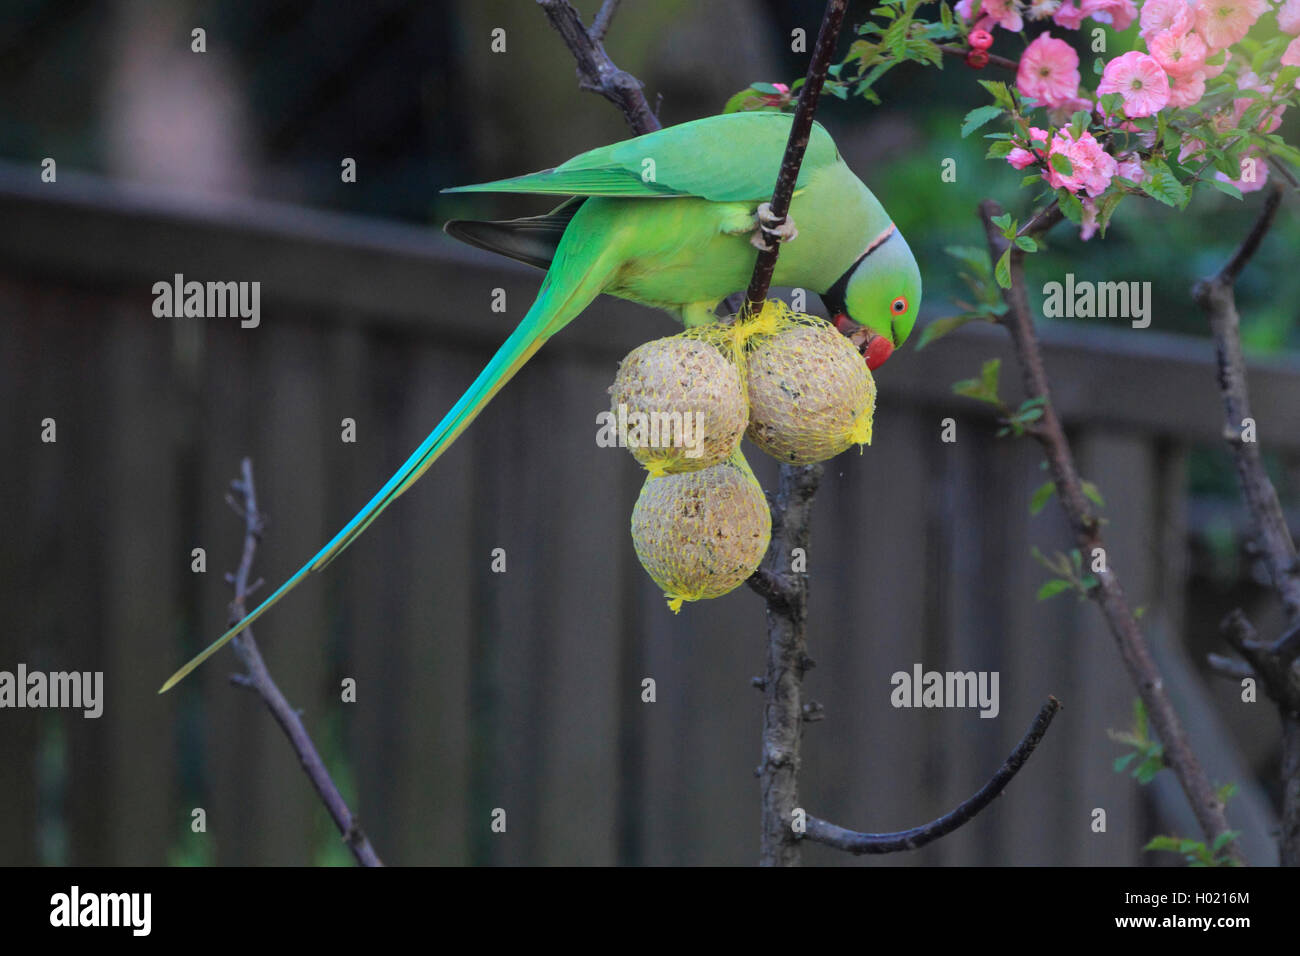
xmin=980 ymin=198 xmax=1244 ymax=863
xmin=590 ymin=0 xmax=620 ymax=41
xmin=741 ymin=0 xmax=848 ymax=318
xmin=536 ymin=0 xmax=660 ymax=135
xmin=803 ymin=698 xmax=1061 ymax=853
xmin=1193 ymin=184 xmax=1299 ymax=623
xmin=1192 ymin=181 xmax=1300 ymax=864
xmin=224 ymin=458 xmax=383 ymax=868
xmin=749 ymin=463 xmax=823 ymax=866
xmin=731 ymin=0 xmax=849 ymax=868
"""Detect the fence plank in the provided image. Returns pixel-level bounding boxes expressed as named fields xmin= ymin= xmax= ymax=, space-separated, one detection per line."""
xmin=384 ymin=340 xmax=477 ymax=865
xmin=102 ymin=305 xmax=181 ymax=865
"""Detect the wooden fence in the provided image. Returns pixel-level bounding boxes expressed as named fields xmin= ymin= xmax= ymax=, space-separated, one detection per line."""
xmin=0 ymin=162 xmax=1294 ymax=865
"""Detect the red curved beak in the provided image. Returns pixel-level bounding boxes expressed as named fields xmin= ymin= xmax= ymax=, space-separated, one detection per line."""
xmin=833 ymin=313 xmax=894 ymax=371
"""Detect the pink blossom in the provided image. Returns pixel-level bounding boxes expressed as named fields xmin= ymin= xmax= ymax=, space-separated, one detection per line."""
xmin=955 ymin=0 xmax=979 ymax=19
xmin=1278 ymin=0 xmax=1300 ymax=35
xmin=980 ymin=0 xmax=1026 ymax=31
xmin=1149 ymin=29 xmax=1208 ymax=76
xmin=1193 ymin=0 xmax=1268 ymax=50
xmin=1079 ymin=199 xmax=1100 ymax=240
xmin=1140 ymin=0 xmax=1195 ymax=39
xmin=1200 ymin=49 xmax=1230 ymax=78
xmin=1178 ymin=137 xmax=1209 ymax=163
xmin=1045 ymin=128 xmax=1118 ymax=196
xmin=1098 ymin=51 xmax=1171 ymax=116
xmin=1053 ymin=0 xmax=1088 ymax=28
xmin=1166 ymin=68 xmax=1208 ymax=107
xmin=1115 ymin=154 xmax=1146 ymax=183
xmin=1216 ymin=148 xmax=1270 ymax=192
xmin=1017 ymin=34 xmax=1082 ymax=107
xmin=1084 ymin=0 xmax=1139 ymax=30
xmin=1285 ymin=36 xmax=1300 ymax=66
xmin=1006 ymin=126 xmax=1050 ymax=169
xmin=1055 ymin=0 xmax=1138 ymax=28
xmin=1027 ymin=0 xmax=1062 ymax=19
xmin=1231 ymin=89 xmax=1286 ymax=133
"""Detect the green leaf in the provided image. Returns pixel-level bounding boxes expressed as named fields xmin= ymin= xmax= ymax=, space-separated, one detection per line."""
xmin=1093 ymin=56 xmax=1105 ymax=76
xmin=994 ymin=247 xmax=1011 ymax=289
xmin=722 ymin=88 xmax=766 ymax=113
xmin=1015 ymin=235 xmax=1038 ymax=252
xmin=986 ymin=139 xmax=1014 ymax=159
xmin=917 ymin=312 xmax=984 ymax=350
xmin=1037 ymin=578 xmax=1073 ymax=600
xmin=1140 ymin=159 xmax=1190 ymax=207
xmin=750 ymin=82 xmax=784 ymax=95
xmin=977 ymin=80 xmax=1013 ymax=111
xmin=1113 ymin=753 xmax=1136 ymax=773
xmin=1263 ymin=137 xmax=1300 ymax=170
xmin=939 ymin=0 xmax=953 ymax=28
xmin=1143 ymin=835 xmax=1182 ymax=853
xmin=1098 ymin=92 xmax=1124 ymax=117
xmin=1029 ymin=480 xmax=1056 ymax=515
xmin=1211 ymin=830 xmax=1240 ymax=853
xmin=1049 ymin=152 xmax=1074 ymax=177
xmin=961 ymin=104 xmax=1004 ymax=138
xmin=1081 ymin=480 xmax=1105 ymax=509
xmin=1057 ymin=187 xmax=1083 ymax=224
xmin=1094 ymin=191 xmax=1124 ymax=237
xmin=952 ymin=357 xmax=1002 ymax=405
xmin=1135 ymin=751 xmax=1164 ymax=784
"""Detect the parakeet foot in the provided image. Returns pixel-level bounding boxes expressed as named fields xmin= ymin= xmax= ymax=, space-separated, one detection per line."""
xmin=750 ymin=203 xmax=798 ymax=251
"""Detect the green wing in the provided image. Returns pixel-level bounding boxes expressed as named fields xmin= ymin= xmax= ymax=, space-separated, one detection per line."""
xmin=443 ymin=113 xmax=840 ymax=202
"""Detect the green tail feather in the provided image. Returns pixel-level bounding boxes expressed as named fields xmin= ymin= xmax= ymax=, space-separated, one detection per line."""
xmin=159 ymin=270 xmax=601 ymax=693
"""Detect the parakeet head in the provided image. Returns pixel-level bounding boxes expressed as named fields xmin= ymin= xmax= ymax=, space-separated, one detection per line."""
xmin=820 ymin=224 xmax=922 ymax=371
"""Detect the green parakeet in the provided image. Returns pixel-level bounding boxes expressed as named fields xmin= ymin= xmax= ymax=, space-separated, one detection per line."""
xmin=160 ymin=111 xmax=922 ymax=692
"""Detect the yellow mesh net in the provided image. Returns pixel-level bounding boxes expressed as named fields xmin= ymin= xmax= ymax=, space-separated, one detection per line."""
xmin=608 ymin=323 xmax=748 ymax=477
xmin=630 ymin=447 xmax=771 ymax=612
xmin=616 ymin=299 xmax=875 ymax=610
xmin=736 ymin=300 xmax=875 ymax=465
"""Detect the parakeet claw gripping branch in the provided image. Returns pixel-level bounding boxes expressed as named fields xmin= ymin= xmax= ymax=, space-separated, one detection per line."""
xmin=159 ymin=111 xmax=922 ymax=692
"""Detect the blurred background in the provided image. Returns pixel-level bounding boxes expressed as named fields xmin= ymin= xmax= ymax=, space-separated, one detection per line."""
xmin=0 ymin=0 xmax=1297 ymax=865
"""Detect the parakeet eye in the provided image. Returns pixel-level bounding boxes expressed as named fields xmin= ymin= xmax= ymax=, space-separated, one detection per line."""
xmin=890 ymin=296 xmax=909 ymax=315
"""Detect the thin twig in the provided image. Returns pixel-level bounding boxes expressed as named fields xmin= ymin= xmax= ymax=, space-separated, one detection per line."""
xmin=804 ymin=698 xmax=1061 ymax=853
xmin=1219 ymin=610 xmax=1300 ymax=714
xmin=741 ymin=0 xmax=848 ymax=318
xmin=225 ymin=458 xmax=383 ymax=867
xmin=1207 ymin=653 xmax=1256 ymax=683
xmin=980 ymin=198 xmax=1244 ymax=863
xmin=535 ymin=0 xmax=661 ymax=135
xmin=590 ymin=0 xmax=620 ymax=41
